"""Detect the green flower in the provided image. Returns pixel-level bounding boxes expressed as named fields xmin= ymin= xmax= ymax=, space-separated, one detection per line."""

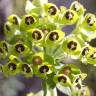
xmin=11 ymin=41 xmax=30 ymax=56
xmin=20 ymin=13 xmax=39 ymax=31
xmin=8 ymin=14 xmax=21 ymax=26
xmin=62 ymin=37 xmax=81 ymax=57
xmin=80 ymin=45 xmax=94 ymax=64
xmin=70 ymin=1 xmax=85 ymax=16
xmin=81 ymin=13 xmax=96 ymax=31
xmin=27 ymin=28 xmax=44 ymax=44
xmin=53 ymin=74 xmax=72 ymax=87
xmin=36 ymin=62 xmax=54 ymax=78
xmin=45 ymin=30 xmax=65 ymax=46
xmin=43 ymin=3 xmax=59 ymax=17
xmin=86 ymin=48 xmax=96 ymax=65
xmin=58 ymin=64 xmax=81 ymax=83
xmin=2 ymin=55 xmax=21 ymax=76
xmin=60 ymin=9 xmax=79 ymax=25
xmin=19 ymin=63 xmax=33 ymax=78
xmin=58 ymin=64 xmax=81 ymax=76
xmin=31 ymin=52 xmax=44 ymax=75
xmin=0 ymin=41 xmax=8 ymax=59
xmin=4 ymin=22 xmax=15 ymax=36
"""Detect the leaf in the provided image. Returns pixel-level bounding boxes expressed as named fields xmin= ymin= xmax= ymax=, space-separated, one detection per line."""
xmin=60 ymin=6 xmax=67 ymax=14
xmin=47 ymin=73 xmax=56 ymax=89
xmin=32 ymin=0 xmax=48 ymax=7
xmin=44 ymin=53 xmax=54 ymax=65
xmin=25 ymin=0 xmax=36 ymax=14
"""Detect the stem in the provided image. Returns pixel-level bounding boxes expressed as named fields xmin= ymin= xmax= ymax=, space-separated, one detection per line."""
xmin=49 ymin=88 xmax=57 ymax=96
xmin=42 ymin=79 xmax=47 ymax=96
xmin=42 ymin=79 xmax=57 ymax=96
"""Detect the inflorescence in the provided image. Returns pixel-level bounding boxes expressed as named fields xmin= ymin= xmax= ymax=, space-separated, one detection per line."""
xmin=0 ymin=0 xmax=96 ymax=95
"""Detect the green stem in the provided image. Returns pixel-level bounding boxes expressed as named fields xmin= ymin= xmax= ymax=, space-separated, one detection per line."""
xmin=42 ymin=79 xmax=57 ymax=96
xmin=42 ymin=79 xmax=47 ymax=96
xmin=49 ymin=88 xmax=57 ymax=96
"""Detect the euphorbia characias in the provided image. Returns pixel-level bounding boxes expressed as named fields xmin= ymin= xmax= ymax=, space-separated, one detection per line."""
xmin=1 ymin=0 xmax=95 ymax=96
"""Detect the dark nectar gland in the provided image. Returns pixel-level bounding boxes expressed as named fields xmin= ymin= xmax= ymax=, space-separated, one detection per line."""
xmin=73 ymin=3 xmax=80 ymax=12
xmin=87 ymin=17 xmax=95 ymax=26
xmin=25 ymin=16 xmax=35 ymax=25
xmin=3 ymin=43 xmax=8 ymax=52
xmin=67 ymin=41 xmax=77 ymax=50
xmin=5 ymin=24 xmax=10 ymax=31
xmin=90 ymin=51 xmax=96 ymax=59
xmin=22 ymin=64 xmax=31 ymax=73
xmin=15 ymin=44 xmax=25 ymax=53
xmin=32 ymin=30 xmax=42 ymax=40
xmin=82 ymin=47 xmax=89 ymax=56
xmin=8 ymin=63 xmax=16 ymax=71
xmin=39 ymin=65 xmax=49 ymax=73
xmin=48 ymin=6 xmax=57 ymax=15
xmin=49 ymin=32 xmax=59 ymax=41
xmin=0 ymin=48 xmax=3 ymax=54
xmin=65 ymin=11 xmax=74 ymax=20
xmin=58 ymin=76 xmax=67 ymax=83
xmin=13 ymin=16 xmax=19 ymax=25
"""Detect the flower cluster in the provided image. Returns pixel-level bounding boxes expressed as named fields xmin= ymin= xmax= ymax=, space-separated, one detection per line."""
xmin=0 ymin=0 xmax=95 ymax=95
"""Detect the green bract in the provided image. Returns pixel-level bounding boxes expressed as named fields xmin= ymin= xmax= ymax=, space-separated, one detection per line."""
xmin=70 ymin=1 xmax=85 ymax=16
xmin=80 ymin=45 xmax=94 ymax=64
xmin=31 ymin=52 xmax=44 ymax=74
xmin=25 ymin=0 xmax=36 ymax=14
xmin=36 ymin=62 xmax=54 ymax=78
xmin=4 ymin=22 xmax=15 ymax=36
xmin=8 ymin=14 xmax=21 ymax=26
xmin=19 ymin=63 xmax=33 ymax=78
xmin=58 ymin=64 xmax=81 ymax=76
xmin=58 ymin=64 xmax=81 ymax=84
xmin=53 ymin=74 xmax=72 ymax=87
xmin=27 ymin=28 xmax=44 ymax=44
xmin=60 ymin=9 xmax=79 ymax=25
xmin=43 ymin=3 xmax=59 ymax=17
xmin=45 ymin=30 xmax=65 ymax=46
xmin=72 ymin=13 xmax=96 ymax=42
xmin=20 ymin=13 xmax=39 ymax=31
xmin=2 ymin=56 xmax=20 ymax=76
xmin=86 ymin=48 xmax=96 ymax=65
xmin=0 ymin=41 xmax=8 ymax=59
xmin=39 ymin=22 xmax=56 ymax=35
xmin=62 ymin=37 xmax=81 ymax=56
xmin=4 ymin=14 xmax=20 ymax=37
xmin=81 ymin=13 xmax=96 ymax=31
xmin=11 ymin=41 xmax=30 ymax=56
